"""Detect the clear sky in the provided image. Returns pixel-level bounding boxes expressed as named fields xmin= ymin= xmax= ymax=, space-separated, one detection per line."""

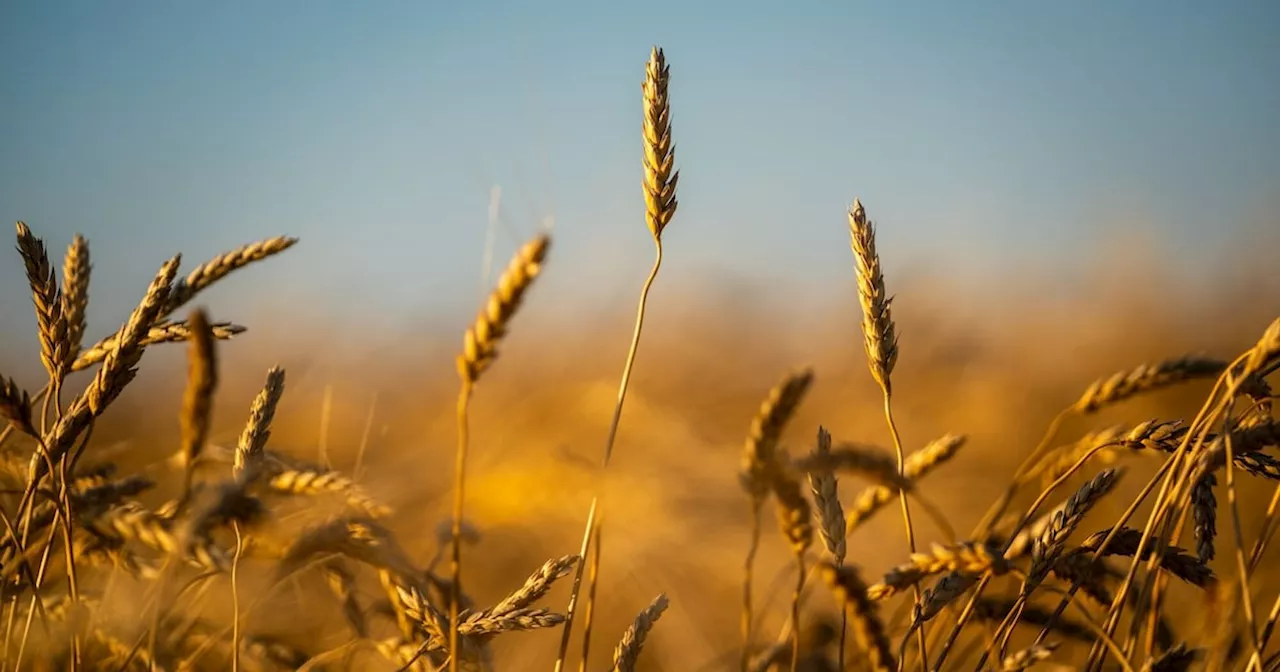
xmin=2 ymin=0 xmax=1278 ymax=333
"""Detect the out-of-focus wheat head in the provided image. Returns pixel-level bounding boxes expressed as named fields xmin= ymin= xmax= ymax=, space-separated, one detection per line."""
xmin=457 ymin=234 xmax=551 ymax=385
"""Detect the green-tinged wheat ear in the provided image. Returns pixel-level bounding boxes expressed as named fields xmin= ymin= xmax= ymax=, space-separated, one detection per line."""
xmin=612 ymin=593 xmax=668 ymax=672
xmin=15 ymin=221 xmax=70 ymax=382
xmin=234 ymin=366 xmax=286 ymax=478
xmin=456 ymin=234 xmax=550 ymax=384
xmin=61 ymin=233 xmax=90 ymax=362
xmin=847 ymin=200 xmax=898 ymax=394
xmin=642 ymin=46 xmax=678 ymax=241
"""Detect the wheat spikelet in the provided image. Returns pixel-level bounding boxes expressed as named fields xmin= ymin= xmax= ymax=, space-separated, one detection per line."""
xmin=234 ymin=366 xmax=286 ymax=478
xmin=61 ymin=233 xmax=90 ymax=362
xmin=73 ymin=320 xmax=244 ymax=372
xmin=847 ymin=200 xmax=898 ymax=394
xmin=869 ymin=541 xmax=1009 ymax=600
xmin=740 ymin=368 xmax=814 ymax=504
xmin=611 ymin=593 xmax=668 ymax=672
xmin=845 ymin=434 xmax=964 ymax=534
xmin=487 ymin=555 xmax=580 ymax=617
xmin=807 ymin=426 xmax=846 ymax=563
xmin=642 ymin=47 xmax=678 ymax=241
xmin=164 ymin=236 xmax=297 ymax=314
xmin=1073 ymin=356 xmax=1227 ymax=413
xmin=820 ymin=562 xmax=893 ymax=672
xmin=267 ymin=468 xmax=391 ymax=518
xmin=15 ymin=221 xmax=70 ymax=382
xmin=456 ymin=234 xmax=550 ymax=383
xmin=84 ymin=255 xmax=181 ymax=416
xmin=0 ymin=373 xmax=37 ymax=438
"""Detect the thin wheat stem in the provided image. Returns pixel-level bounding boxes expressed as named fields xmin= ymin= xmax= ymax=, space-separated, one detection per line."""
xmin=578 ymin=523 xmax=603 ymax=672
xmin=881 ymin=394 xmax=926 ymax=670
xmin=790 ymin=554 xmax=804 ymax=672
xmin=449 ymin=378 xmax=473 ymax=672
xmin=742 ymin=504 xmax=761 ymax=671
xmin=232 ymin=521 xmax=244 ymax=672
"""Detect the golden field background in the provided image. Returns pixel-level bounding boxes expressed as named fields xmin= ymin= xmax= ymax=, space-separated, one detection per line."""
xmin=4 ymin=222 xmax=1277 ymax=669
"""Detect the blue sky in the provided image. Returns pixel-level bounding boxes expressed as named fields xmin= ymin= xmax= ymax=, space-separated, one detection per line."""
xmin=1 ymin=0 xmax=1278 ymax=334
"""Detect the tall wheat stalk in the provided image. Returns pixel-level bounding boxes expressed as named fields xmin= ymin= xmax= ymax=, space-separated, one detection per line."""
xmin=451 ymin=234 xmax=550 ymax=672
xmin=847 ymin=199 xmax=928 ymax=670
xmin=556 ymin=46 xmax=680 ymax=672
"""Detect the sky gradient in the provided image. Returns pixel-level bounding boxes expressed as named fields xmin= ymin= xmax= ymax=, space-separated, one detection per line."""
xmin=2 ymin=0 xmax=1278 ymax=333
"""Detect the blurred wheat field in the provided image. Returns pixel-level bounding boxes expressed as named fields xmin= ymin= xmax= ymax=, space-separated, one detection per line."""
xmin=3 ymin=47 xmax=1280 ymax=672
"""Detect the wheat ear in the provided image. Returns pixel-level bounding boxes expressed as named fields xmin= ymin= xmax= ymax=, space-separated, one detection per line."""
xmin=611 ymin=593 xmax=668 ymax=672
xmin=451 ymin=233 xmax=549 ymax=672
xmin=560 ymin=45 xmax=679 ymax=672
xmin=808 ymin=426 xmax=847 ymax=670
xmin=178 ymin=309 xmax=218 ymax=510
xmin=60 ymin=234 xmax=90 ymax=367
xmin=233 ymin=367 xmax=286 ymax=480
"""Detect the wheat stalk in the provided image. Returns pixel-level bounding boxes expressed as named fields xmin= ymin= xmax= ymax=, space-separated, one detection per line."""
xmin=563 ymin=45 xmax=681 ymax=672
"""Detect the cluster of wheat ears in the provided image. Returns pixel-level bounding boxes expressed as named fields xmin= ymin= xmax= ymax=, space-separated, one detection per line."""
xmin=2 ymin=46 xmax=1280 ymax=672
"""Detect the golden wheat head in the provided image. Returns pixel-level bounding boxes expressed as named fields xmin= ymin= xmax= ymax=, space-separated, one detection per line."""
xmin=847 ymin=200 xmax=898 ymax=394
xmin=642 ymin=46 xmax=678 ymax=241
